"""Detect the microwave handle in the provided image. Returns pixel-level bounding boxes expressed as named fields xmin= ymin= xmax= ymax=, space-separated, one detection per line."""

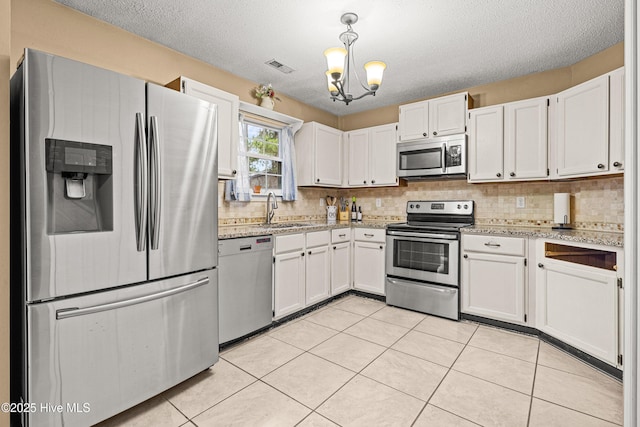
xmin=442 ymin=143 xmax=447 ymax=173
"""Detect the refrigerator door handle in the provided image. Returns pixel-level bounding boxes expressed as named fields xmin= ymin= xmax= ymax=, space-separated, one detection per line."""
xmin=149 ymin=115 xmax=162 ymax=250
xmin=55 ymin=277 xmax=210 ymax=320
xmin=135 ymin=112 xmax=148 ymax=252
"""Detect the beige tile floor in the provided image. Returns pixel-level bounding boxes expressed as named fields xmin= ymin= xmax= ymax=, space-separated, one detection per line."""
xmin=97 ymin=295 xmax=623 ymax=427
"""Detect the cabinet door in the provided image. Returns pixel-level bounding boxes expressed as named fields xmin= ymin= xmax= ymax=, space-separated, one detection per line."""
xmin=346 ymin=129 xmax=370 ymax=186
xmin=274 ymin=251 xmax=305 ymax=318
xmin=609 ymin=67 xmax=624 ymax=172
xmin=331 ymin=241 xmax=351 ymax=295
xmin=468 ymin=105 xmax=504 ymax=182
xmin=305 ymin=245 xmax=331 ymax=305
xmin=369 ymin=124 xmax=398 ymax=186
xmin=315 ymin=125 xmax=343 ymax=185
xmin=429 ymin=92 xmax=468 ymax=137
xmin=556 ymin=75 xmax=609 ymax=177
xmin=504 ymin=97 xmax=548 ymax=180
xmin=536 ymin=260 xmax=618 ymax=365
xmin=399 ymin=101 xmax=429 ymax=141
xmin=461 ymin=252 xmax=526 ymax=324
xmin=353 ymin=241 xmax=385 ymax=295
xmin=181 ymin=78 xmax=239 ymax=179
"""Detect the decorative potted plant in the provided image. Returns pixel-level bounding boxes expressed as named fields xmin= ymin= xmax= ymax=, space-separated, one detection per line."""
xmin=254 ymin=83 xmax=280 ymax=110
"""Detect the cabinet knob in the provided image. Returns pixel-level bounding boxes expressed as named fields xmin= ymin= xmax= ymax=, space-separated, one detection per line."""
xmin=232 ymin=169 xmax=237 ymax=175
xmin=308 ymin=251 xmax=312 ymax=255
xmin=538 ymin=263 xmax=544 ymax=268
xmin=316 ymin=178 xmax=320 ymax=183
xmin=496 ymin=173 xmax=502 ymax=178
xmin=463 ymin=254 xmax=468 ymax=259
xmin=613 ymin=161 xmax=622 ymax=167
xmin=597 ymin=163 xmax=605 ymax=169
xmin=509 ymin=172 xmax=515 ymax=177
xmin=363 ymin=180 xmax=367 ymax=184
xmin=422 ymin=132 xmax=427 ymax=137
xmin=379 ymin=245 xmax=384 ymax=250
xmin=301 ymin=252 xmax=305 ymax=257
xmin=333 ymin=246 xmax=337 ymax=250
xmin=371 ymin=179 xmax=376 ymax=184
xmin=433 ymin=131 xmax=438 ymax=136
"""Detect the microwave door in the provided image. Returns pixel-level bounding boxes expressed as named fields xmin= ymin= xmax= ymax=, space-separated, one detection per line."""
xmin=398 ymin=146 xmax=443 ymax=177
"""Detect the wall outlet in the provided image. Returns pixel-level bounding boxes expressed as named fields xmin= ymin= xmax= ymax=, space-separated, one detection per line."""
xmin=375 ymin=198 xmax=382 ymax=208
xmin=516 ymin=196 xmax=525 ymax=208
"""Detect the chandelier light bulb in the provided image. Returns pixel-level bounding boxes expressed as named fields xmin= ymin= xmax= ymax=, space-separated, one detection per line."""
xmin=364 ymin=61 xmax=386 ymax=90
xmin=324 ymin=47 xmax=347 ymax=80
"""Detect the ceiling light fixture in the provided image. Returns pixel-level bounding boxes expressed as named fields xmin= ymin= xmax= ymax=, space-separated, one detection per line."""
xmin=324 ymin=12 xmax=386 ymax=105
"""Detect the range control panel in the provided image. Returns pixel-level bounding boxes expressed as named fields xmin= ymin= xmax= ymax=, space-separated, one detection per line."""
xmin=406 ymin=200 xmax=474 ymax=216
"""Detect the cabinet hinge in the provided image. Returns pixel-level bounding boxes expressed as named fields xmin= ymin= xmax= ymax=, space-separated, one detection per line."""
xmin=524 ymin=314 xmax=527 ymax=322
xmin=547 ymin=168 xmax=550 ymax=176
xmin=464 ymin=125 xmax=467 ymax=132
xmin=618 ymin=277 xmax=623 ymax=289
xmin=272 ymin=310 xmax=275 ymax=317
xmin=273 ymin=256 xmax=275 ymax=263
xmin=547 ymin=98 xmax=550 ymax=107
xmin=468 ymin=112 xmax=471 ymax=119
xmin=524 ymin=258 xmax=527 ymax=267
xmin=618 ymin=354 xmax=623 ymax=365
xmin=181 ymin=80 xmax=186 ymax=92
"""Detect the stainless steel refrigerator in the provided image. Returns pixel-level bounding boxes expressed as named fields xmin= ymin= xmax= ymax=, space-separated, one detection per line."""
xmin=10 ymin=49 xmax=219 ymax=427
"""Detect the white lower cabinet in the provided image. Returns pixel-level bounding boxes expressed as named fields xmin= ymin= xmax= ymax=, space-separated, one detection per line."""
xmin=536 ymin=240 xmax=622 ymax=367
xmin=353 ymin=228 xmax=386 ymax=295
xmin=461 ymin=234 xmax=527 ymax=325
xmin=330 ymin=228 xmax=352 ymax=295
xmin=305 ymin=231 xmax=331 ymax=305
xmin=273 ymin=234 xmax=306 ymax=319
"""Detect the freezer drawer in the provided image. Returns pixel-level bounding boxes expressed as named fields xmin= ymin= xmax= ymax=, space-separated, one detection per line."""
xmin=24 ymin=269 xmax=218 ymax=427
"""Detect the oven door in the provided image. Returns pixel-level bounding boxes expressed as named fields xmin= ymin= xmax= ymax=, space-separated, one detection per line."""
xmin=385 ymin=230 xmax=459 ymax=286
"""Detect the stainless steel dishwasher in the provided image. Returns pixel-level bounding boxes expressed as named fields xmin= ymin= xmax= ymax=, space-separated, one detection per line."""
xmin=218 ymin=235 xmax=274 ymax=344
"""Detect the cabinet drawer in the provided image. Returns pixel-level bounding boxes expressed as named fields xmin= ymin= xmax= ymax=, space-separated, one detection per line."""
xmin=463 ymin=234 xmax=525 ymax=256
xmin=275 ymin=233 xmax=305 ymax=254
xmin=331 ymin=228 xmax=352 ymax=243
xmin=306 ymin=230 xmax=330 ymax=248
xmin=354 ymin=228 xmax=386 ymax=243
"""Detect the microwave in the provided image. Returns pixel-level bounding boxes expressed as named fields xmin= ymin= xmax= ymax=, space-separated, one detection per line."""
xmin=396 ymin=134 xmax=467 ymax=179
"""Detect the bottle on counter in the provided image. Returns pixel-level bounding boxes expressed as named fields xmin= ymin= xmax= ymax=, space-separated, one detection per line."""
xmin=357 ymin=206 xmax=363 ymax=222
xmin=351 ymin=197 xmax=357 ymax=222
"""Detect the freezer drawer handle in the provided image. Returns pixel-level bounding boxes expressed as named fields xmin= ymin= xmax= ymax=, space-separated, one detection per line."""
xmin=149 ymin=116 xmax=162 ymax=250
xmin=135 ymin=112 xmax=148 ymax=252
xmin=55 ymin=277 xmax=209 ymax=320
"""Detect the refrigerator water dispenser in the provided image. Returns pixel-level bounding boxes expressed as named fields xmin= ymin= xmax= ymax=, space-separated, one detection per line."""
xmin=45 ymin=138 xmax=113 ymax=233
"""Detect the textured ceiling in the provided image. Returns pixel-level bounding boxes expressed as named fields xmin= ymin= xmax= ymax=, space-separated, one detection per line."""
xmin=55 ymin=0 xmax=624 ymax=116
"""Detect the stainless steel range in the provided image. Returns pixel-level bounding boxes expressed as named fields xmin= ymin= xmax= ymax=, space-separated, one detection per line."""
xmin=385 ymin=200 xmax=474 ymax=320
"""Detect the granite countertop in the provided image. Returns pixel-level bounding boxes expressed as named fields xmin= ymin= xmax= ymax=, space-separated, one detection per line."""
xmin=219 ymin=220 xmax=391 ymax=239
xmin=463 ymin=225 xmax=624 ymax=248
xmin=219 ymin=221 xmax=624 ymax=247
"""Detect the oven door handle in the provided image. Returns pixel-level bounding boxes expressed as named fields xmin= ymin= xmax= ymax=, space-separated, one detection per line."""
xmin=387 ymin=278 xmax=457 ymax=294
xmin=386 ymin=230 xmax=458 ymax=240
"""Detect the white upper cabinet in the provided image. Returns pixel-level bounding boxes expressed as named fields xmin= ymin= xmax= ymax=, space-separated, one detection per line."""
xmin=504 ymin=97 xmax=549 ymax=180
xmin=468 ymin=105 xmax=504 ymax=182
xmin=346 ymin=123 xmax=398 ymax=187
xmin=468 ymin=97 xmax=549 ymax=183
xmin=555 ymin=74 xmax=610 ymax=177
xmin=398 ymin=101 xmax=429 ymax=141
xmin=169 ymin=77 xmax=240 ymax=179
xmin=429 ymin=92 xmax=470 ymax=137
xmin=609 ymin=67 xmax=624 ymax=172
xmin=399 ymin=92 xmax=470 ymax=142
xmin=295 ymin=122 xmax=343 ymax=187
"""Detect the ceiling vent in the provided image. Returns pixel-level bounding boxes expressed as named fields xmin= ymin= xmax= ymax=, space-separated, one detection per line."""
xmin=265 ymin=59 xmax=295 ymax=74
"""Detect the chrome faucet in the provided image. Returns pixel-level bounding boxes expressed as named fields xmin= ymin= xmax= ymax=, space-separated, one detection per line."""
xmin=266 ymin=192 xmax=278 ymax=224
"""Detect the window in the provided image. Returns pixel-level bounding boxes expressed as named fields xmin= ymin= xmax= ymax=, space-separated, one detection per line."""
xmin=243 ymin=120 xmax=283 ymax=195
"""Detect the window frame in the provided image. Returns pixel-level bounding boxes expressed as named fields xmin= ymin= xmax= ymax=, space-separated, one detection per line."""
xmin=241 ymin=118 xmax=284 ymax=197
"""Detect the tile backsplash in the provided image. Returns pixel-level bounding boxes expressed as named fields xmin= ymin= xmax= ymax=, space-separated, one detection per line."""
xmin=218 ymin=175 xmax=624 ymax=232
